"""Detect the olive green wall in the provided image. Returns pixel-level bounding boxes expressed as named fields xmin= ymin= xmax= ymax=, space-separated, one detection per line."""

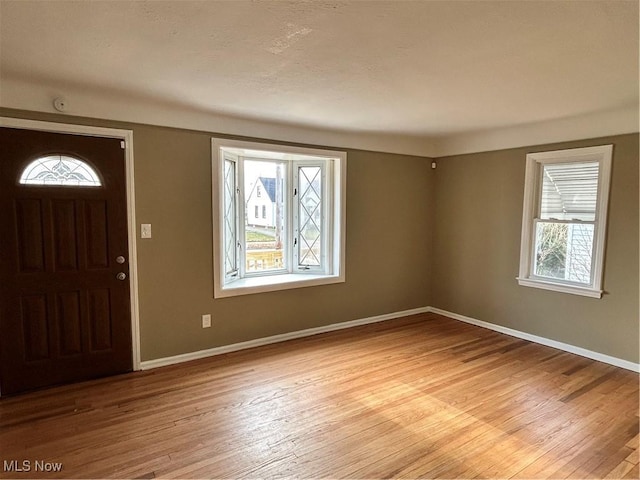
xmin=432 ymin=134 xmax=639 ymax=363
xmin=1 ymin=109 xmax=637 ymax=365
xmin=134 ymin=127 xmax=434 ymax=360
xmin=0 ymin=109 xmax=435 ymax=361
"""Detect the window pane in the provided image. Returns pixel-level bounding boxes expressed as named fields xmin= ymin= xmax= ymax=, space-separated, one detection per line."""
xmin=540 ymin=161 xmax=599 ymax=221
xmin=223 ymin=159 xmax=237 ymax=276
xmin=298 ymin=166 xmax=322 ymax=266
xmin=19 ymin=155 xmax=101 ymax=186
xmin=534 ymin=222 xmax=594 ymax=284
xmin=244 ymin=160 xmax=286 ymax=272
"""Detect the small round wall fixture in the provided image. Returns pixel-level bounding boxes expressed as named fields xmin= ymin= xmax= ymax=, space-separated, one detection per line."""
xmin=53 ymin=97 xmax=67 ymax=112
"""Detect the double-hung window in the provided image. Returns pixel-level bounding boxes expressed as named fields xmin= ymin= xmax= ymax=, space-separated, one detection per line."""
xmin=517 ymin=145 xmax=613 ymax=298
xmin=212 ymin=138 xmax=346 ymax=298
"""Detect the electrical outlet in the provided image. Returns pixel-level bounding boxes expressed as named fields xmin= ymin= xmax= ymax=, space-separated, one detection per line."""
xmin=202 ymin=314 xmax=211 ymax=328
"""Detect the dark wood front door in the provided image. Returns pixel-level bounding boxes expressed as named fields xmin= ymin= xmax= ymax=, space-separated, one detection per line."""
xmin=0 ymin=127 xmax=132 ymax=395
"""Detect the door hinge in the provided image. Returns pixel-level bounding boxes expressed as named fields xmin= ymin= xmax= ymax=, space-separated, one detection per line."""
xmin=120 ymin=140 xmax=126 ymax=149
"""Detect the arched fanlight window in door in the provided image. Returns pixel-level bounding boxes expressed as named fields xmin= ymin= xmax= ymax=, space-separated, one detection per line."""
xmin=19 ymin=154 xmax=102 ymax=187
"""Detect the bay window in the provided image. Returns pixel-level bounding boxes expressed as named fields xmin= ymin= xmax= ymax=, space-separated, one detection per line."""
xmin=212 ymin=138 xmax=346 ymax=298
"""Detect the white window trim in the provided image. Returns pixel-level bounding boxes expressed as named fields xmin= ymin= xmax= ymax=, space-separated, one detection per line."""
xmin=212 ymin=138 xmax=346 ymax=298
xmin=517 ymin=144 xmax=613 ymax=298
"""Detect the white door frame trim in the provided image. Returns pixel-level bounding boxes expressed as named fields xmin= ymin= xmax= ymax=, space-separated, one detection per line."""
xmin=0 ymin=116 xmax=142 ymax=372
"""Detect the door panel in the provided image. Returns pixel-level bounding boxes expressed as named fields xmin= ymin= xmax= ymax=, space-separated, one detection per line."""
xmin=56 ymin=291 xmax=82 ymax=356
xmin=0 ymin=127 xmax=132 ymax=395
xmin=21 ymin=295 xmax=50 ymax=361
xmin=52 ymin=200 xmax=79 ymax=271
xmin=15 ymin=199 xmax=46 ymax=273
xmin=85 ymin=201 xmax=109 ymax=269
xmin=88 ymin=288 xmax=113 ymax=352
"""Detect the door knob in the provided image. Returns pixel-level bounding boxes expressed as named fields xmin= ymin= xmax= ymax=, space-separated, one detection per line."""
xmin=116 ymin=272 xmax=127 ymax=281
xmin=116 ymin=256 xmax=126 ymax=264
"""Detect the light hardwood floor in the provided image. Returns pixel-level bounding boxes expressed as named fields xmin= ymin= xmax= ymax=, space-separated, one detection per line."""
xmin=0 ymin=313 xmax=638 ymax=479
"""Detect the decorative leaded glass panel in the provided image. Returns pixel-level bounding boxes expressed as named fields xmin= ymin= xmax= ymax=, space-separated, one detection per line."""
xmin=223 ymin=159 xmax=237 ymax=276
xmin=19 ymin=155 xmax=102 ymax=186
xmin=298 ymin=166 xmax=322 ymax=266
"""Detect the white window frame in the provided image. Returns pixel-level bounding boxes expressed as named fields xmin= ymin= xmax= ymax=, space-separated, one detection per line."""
xmin=517 ymin=145 xmax=613 ymax=298
xmin=212 ymin=138 xmax=346 ymax=298
xmin=293 ymin=160 xmax=331 ymax=274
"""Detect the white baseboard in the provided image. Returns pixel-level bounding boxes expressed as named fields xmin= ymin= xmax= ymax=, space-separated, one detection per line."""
xmin=140 ymin=306 xmax=431 ymax=370
xmin=427 ymin=307 xmax=640 ymax=373
xmin=140 ymin=305 xmax=639 ymax=374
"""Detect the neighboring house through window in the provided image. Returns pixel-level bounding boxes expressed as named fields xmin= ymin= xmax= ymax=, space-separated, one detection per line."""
xmin=517 ymin=145 xmax=613 ymax=298
xmin=247 ymin=177 xmax=277 ymax=228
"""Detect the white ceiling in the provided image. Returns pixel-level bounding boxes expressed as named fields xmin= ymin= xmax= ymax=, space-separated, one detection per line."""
xmin=1 ymin=0 xmax=638 ymax=156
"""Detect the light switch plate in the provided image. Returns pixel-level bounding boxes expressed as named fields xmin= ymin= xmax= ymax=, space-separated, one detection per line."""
xmin=202 ymin=314 xmax=211 ymax=328
xmin=141 ymin=224 xmax=152 ymax=238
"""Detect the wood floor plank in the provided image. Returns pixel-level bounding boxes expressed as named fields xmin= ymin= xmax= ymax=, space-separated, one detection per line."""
xmin=0 ymin=312 xmax=637 ymax=479
xmin=623 ymin=462 xmax=639 ymax=479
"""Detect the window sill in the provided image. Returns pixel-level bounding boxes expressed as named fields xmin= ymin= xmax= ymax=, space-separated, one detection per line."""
xmin=215 ymin=273 xmax=344 ymax=298
xmin=516 ymin=277 xmax=603 ymax=298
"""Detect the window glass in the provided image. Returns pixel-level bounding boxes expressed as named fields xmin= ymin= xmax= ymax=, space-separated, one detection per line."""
xmin=223 ymin=157 xmax=238 ymax=277
xmin=540 ymin=161 xmax=599 ymax=221
xmin=533 ymin=221 xmax=594 ymax=283
xmin=19 ymin=155 xmax=101 ymax=186
xmin=297 ymin=166 xmax=322 ymax=267
xmin=244 ymin=160 xmax=287 ymax=273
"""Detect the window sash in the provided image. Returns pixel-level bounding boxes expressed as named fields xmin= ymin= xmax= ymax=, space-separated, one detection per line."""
xmin=238 ymin=157 xmax=289 ymax=279
xmin=530 ymin=219 xmax=596 ymax=287
xmin=532 ymin=161 xmax=600 ymax=287
xmin=293 ymin=162 xmax=329 ymax=273
xmin=537 ymin=161 xmax=600 ymax=221
xmin=222 ymin=154 xmax=239 ymax=280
